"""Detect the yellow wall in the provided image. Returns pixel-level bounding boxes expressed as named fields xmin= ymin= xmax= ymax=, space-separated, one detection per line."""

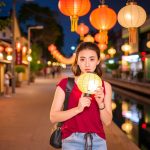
xmin=0 ymin=63 xmax=4 ymax=94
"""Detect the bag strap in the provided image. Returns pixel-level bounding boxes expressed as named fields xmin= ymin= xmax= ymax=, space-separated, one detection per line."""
xmin=57 ymin=77 xmax=75 ymax=127
xmin=63 ymin=77 xmax=75 ymax=111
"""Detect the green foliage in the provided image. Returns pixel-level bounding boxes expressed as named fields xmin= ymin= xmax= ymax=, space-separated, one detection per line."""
xmin=30 ymin=43 xmax=45 ymax=73
xmin=0 ymin=2 xmax=5 ymax=7
xmin=18 ymin=2 xmax=63 ymax=60
xmin=0 ymin=18 xmax=11 ymax=30
xmin=0 ymin=2 xmax=11 ymax=30
xmin=106 ymin=63 xmax=119 ymax=70
xmin=15 ymin=66 xmax=25 ymax=73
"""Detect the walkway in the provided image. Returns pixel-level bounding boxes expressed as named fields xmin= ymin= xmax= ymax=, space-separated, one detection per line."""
xmin=0 ymin=76 xmax=140 ymax=150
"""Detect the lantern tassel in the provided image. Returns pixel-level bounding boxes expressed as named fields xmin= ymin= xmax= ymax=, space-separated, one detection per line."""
xmin=99 ymin=30 xmax=108 ymax=44
xmin=70 ymin=16 xmax=78 ymax=32
xmin=80 ymin=35 xmax=84 ymax=41
xmin=129 ymin=28 xmax=137 ymax=44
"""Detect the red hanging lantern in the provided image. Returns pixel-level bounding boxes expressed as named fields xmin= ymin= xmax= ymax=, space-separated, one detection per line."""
xmin=48 ymin=44 xmax=57 ymax=52
xmin=94 ymin=32 xmax=108 ymax=45
xmin=97 ymin=43 xmax=107 ymax=52
xmin=83 ymin=34 xmax=94 ymax=43
xmin=76 ymin=23 xmax=89 ymax=40
xmin=90 ymin=5 xmax=117 ymax=44
xmin=16 ymin=42 xmax=21 ymax=52
xmin=58 ymin=0 xmax=91 ymax=32
xmin=5 ymin=47 xmax=13 ymax=54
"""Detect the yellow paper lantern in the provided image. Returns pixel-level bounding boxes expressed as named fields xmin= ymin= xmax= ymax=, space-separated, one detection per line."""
xmin=121 ymin=120 xmax=133 ymax=134
xmin=77 ymin=73 xmax=102 ymax=95
xmin=121 ymin=43 xmax=131 ymax=55
xmin=118 ymin=2 xmax=146 ymax=44
xmin=146 ymin=41 xmax=150 ymax=48
xmin=108 ymin=47 xmax=116 ymax=57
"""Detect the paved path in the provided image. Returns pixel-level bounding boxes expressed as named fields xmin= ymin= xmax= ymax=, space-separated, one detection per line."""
xmin=0 ymin=77 xmax=59 ymax=150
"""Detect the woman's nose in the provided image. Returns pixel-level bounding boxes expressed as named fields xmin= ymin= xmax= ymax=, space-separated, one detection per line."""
xmin=85 ymin=60 xmax=89 ymax=66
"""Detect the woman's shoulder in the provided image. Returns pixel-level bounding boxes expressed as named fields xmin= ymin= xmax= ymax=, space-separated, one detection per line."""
xmin=103 ymin=80 xmax=112 ymax=89
xmin=56 ymin=77 xmax=72 ymax=91
xmin=57 ymin=77 xmax=67 ymax=85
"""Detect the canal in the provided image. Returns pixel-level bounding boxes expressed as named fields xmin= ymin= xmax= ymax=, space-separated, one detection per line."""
xmin=112 ymin=86 xmax=150 ymax=150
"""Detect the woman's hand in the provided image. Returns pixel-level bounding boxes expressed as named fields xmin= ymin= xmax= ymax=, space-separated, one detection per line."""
xmin=94 ymin=86 xmax=104 ymax=106
xmin=77 ymin=95 xmax=92 ymax=113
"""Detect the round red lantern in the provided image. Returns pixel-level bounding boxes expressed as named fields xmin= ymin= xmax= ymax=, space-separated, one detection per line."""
xmin=58 ymin=0 xmax=91 ymax=32
xmin=5 ymin=47 xmax=13 ymax=54
xmin=76 ymin=23 xmax=89 ymax=40
xmin=97 ymin=43 xmax=107 ymax=52
xmin=83 ymin=34 xmax=94 ymax=43
xmin=90 ymin=5 xmax=117 ymax=44
xmin=94 ymin=32 xmax=108 ymax=45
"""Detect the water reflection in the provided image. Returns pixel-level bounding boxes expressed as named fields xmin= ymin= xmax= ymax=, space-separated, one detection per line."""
xmin=112 ymin=87 xmax=150 ymax=150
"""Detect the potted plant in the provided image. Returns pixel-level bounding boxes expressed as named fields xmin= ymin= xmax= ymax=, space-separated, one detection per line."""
xmin=15 ymin=66 xmax=25 ymax=87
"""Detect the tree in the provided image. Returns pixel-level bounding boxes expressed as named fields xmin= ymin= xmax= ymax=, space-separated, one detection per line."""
xmin=0 ymin=2 xmax=11 ymax=30
xmin=18 ymin=2 xmax=64 ymax=60
xmin=30 ymin=43 xmax=43 ymax=73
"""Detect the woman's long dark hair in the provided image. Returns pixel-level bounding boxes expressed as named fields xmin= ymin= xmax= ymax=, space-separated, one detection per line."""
xmin=71 ymin=42 xmax=102 ymax=77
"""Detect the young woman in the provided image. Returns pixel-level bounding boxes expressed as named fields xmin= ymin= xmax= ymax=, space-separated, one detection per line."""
xmin=50 ymin=42 xmax=112 ymax=150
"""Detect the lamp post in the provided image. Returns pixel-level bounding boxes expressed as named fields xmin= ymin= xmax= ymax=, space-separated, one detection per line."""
xmin=27 ymin=25 xmax=43 ymax=85
xmin=11 ymin=0 xmax=16 ymax=93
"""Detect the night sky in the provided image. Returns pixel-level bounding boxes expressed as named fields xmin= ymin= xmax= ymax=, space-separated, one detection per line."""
xmin=1 ymin=0 xmax=150 ymax=57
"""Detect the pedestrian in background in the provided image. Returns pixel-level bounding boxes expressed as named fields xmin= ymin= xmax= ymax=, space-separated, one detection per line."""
xmin=4 ymin=70 xmax=12 ymax=97
xmin=50 ymin=42 xmax=112 ymax=150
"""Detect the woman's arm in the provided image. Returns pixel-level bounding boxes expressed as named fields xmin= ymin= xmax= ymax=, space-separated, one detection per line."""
xmin=50 ymin=86 xmax=92 ymax=124
xmin=50 ymin=86 xmax=80 ymax=123
xmin=94 ymin=81 xmax=112 ymax=126
xmin=99 ymin=82 xmax=112 ymax=126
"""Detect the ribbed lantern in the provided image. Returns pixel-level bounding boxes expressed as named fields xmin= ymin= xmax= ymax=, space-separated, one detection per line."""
xmin=83 ymin=34 xmax=94 ymax=43
xmin=121 ymin=43 xmax=131 ymax=55
xmin=90 ymin=4 xmax=117 ymax=44
xmin=76 ymin=23 xmax=89 ymax=40
xmin=118 ymin=1 xmax=146 ymax=44
xmin=95 ymin=32 xmax=108 ymax=51
xmin=108 ymin=47 xmax=116 ymax=57
xmin=58 ymin=0 xmax=91 ymax=32
xmin=97 ymin=43 xmax=107 ymax=52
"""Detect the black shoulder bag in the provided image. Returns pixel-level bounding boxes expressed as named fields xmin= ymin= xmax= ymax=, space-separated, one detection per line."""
xmin=49 ymin=77 xmax=75 ymax=148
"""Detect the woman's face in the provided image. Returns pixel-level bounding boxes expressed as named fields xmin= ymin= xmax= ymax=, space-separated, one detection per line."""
xmin=77 ymin=49 xmax=100 ymax=74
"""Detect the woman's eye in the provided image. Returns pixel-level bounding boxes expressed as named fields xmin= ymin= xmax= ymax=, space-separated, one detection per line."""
xmin=90 ymin=59 xmax=94 ymax=61
xmin=80 ymin=59 xmax=84 ymax=61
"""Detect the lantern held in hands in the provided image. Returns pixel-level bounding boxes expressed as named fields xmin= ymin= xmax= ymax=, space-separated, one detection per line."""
xmin=77 ymin=73 xmax=102 ymax=96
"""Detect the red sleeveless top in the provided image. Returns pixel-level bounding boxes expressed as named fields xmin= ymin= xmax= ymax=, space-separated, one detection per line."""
xmin=57 ymin=78 xmax=106 ymax=140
